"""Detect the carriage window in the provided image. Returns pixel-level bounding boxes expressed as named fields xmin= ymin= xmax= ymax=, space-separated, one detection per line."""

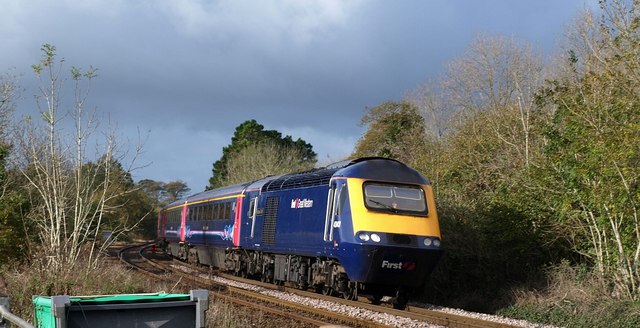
xmin=363 ymin=182 xmax=427 ymax=216
xmin=221 ymin=203 xmax=228 ymax=220
xmin=213 ymin=204 xmax=220 ymax=220
xmin=205 ymin=205 xmax=212 ymax=221
xmin=225 ymin=202 xmax=232 ymax=220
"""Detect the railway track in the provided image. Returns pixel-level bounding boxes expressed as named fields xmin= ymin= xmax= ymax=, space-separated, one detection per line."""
xmin=114 ymin=243 xmax=544 ymax=328
xmin=116 ymin=243 xmax=335 ymax=327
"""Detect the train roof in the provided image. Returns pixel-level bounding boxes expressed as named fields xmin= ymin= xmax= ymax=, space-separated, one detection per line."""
xmin=334 ymin=157 xmax=429 ymax=184
xmin=162 ymin=157 xmax=428 ymax=210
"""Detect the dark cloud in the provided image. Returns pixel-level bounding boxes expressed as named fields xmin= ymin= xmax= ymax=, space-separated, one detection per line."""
xmin=1 ymin=0 xmax=596 ymax=190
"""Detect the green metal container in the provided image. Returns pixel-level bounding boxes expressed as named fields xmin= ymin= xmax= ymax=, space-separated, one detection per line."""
xmin=32 ymin=290 xmax=208 ymax=328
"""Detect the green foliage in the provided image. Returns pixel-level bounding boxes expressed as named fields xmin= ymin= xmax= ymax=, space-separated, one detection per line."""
xmin=80 ymin=156 xmax=137 ymax=229
xmin=134 ymin=179 xmax=190 ymax=238
xmin=0 ymin=139 xmax=32 ymax=263
xmin=498 ymin=299 xmax=640 ymax=328
xmin=0 ymin=191 xmax=31 ymax=263
xmin=0 ymin=151 xmax=31 ymax=263
xmin=352 ymin=101 xmax=426 ymax=166
xmin=71 ymin=65 xmax=98 ymax=80
xmin=534 ymin=0 xmax=640 ymax=299
xmin=31 ymin=44 xmax=55 ymax=76
xmin=208 ymin=119 xmax=316 ymax=189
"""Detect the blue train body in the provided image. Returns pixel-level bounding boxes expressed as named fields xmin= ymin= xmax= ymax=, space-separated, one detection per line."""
xmin=158 ymin=158 xmax=442 ymax=308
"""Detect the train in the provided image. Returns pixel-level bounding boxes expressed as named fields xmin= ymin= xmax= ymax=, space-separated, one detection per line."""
xmin=157 ymin=157 xmax=442 ymax=309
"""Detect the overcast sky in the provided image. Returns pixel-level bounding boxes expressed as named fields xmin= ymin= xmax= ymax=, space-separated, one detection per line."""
xmin=1 ymin=0 xmax=597 ymax=191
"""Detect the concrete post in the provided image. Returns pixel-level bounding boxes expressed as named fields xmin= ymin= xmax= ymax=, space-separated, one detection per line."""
xmin=190 ymin=290 xmax=209 ymax=328
xmin=51 ymin=295 xmax=70 ymax=328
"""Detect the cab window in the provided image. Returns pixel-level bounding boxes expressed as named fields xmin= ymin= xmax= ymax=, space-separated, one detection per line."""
xmin=363 ymin=182 xmax=427 ymax=216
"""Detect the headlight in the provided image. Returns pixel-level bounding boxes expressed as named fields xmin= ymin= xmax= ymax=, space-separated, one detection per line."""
xmin=423 ymin=238 xmax=432 ymax=246
xmin=370 ymin=233 xmax=381 ymax=242
xmin=357 ymin=232 xmax=370 ymax=242
xmin=433 ymin=239 xmax=441 ymax=247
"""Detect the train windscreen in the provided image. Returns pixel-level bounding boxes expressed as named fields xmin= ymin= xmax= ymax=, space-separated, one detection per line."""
xmin=363 ymin=182 xmax=428 ymax=216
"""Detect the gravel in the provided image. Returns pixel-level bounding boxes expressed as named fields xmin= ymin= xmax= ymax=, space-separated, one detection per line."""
xmin=170 ymin=264 xmax=556 ymax=328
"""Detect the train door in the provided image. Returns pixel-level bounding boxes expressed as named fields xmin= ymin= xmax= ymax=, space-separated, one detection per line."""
xmin=233 ymin=196 xmax=243 ymax=246
xmin=241 ymin=192 xmax=261 ymax=247
xmin=324 ymin=179 xmax=347 ymax=248
xmin=180 ymin=202 xmax=188 ymax=243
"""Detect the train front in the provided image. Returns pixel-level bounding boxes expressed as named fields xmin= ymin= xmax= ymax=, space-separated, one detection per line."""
xmin=331 ymin=158 xmax=443 ymax=306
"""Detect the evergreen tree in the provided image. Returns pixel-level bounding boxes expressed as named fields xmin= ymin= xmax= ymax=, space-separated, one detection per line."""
xmin=207 ymin=119 xmax=316 ymax=189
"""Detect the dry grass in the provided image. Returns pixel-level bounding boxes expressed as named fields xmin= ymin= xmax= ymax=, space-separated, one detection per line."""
xmin=1 ymin=255 xmax=160 ymax=321
xmin=500 ymin=262 xmax=640 ymax=327
xmin=510 ymin=262 xmax=609 ymax=311
xmin=207 ymin=298 xmax=313 ymax=328
xmin=1 ymin=253 xmax=308 ymax=327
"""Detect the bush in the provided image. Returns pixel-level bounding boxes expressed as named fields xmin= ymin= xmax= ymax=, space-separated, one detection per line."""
xmin=498 ymin=262 xmax=640 ymax=327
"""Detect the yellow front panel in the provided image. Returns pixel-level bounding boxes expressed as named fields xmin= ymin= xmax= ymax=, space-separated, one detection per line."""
xmin=347 ymin=178 xmax=441 ymax=238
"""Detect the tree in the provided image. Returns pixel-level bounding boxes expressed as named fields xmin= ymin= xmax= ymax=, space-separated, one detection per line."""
xmin=208 ymin=119 xmax=316 ymax=189
xmin=0 ymin=73 xmax=32 ymax=263
xmin=163 ymin=180 xmax=190 ymax=203
xmin=351 ymin=101 xmax=427 ymax=167
xmin=395 ymin=36 xmax=553 ymax=304
xmin=0 ymin=72 xmax=19 ymax=138
xmin=539 ymin=0 xmax=640 ymax=299
xmin=13 ymin=44 xmax=145 ymax=275
xmin=220 ymin=140 xmax=316 ymax=186
xmin=138 ymin=179 xmax=165 ymax=204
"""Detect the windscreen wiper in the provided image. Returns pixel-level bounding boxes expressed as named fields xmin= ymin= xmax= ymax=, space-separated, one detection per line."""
xmin=367 ymin=199 xmax=398 ymax=213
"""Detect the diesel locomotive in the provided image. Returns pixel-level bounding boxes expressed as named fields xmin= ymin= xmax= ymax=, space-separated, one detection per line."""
xmin=157 ymin=157 xmax=442 ymax=309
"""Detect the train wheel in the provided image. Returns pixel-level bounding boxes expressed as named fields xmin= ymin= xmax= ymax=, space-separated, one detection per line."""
xmin=321 ymin=286 xmax=333 ymax=296
xmin=369 ymin=293 xmax=383 ymax=305
xmin=392 ymin=289 xmax=409 ymax=310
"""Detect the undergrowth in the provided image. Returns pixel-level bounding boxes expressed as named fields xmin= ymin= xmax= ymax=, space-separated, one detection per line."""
xmin=1 ymin=250 xmax=309 ymax=327
xmin=497 ymin=262 xmax=640 ymax=327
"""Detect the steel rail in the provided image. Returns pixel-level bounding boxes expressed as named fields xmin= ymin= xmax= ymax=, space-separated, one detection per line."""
xmin=214 ymin=292 xmax=330 ymax=327
xmin=116 ymin=244 xmax=334 ymax=327
xmin=125 ymin=244 xmax=525 ymax=328
xmin=136 ymin=248 xmax=376 ymax=327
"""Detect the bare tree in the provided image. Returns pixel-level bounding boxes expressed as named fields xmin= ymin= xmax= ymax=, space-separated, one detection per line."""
xmin=13 ymin=45 xmax=146 ymax=275
xmin=0 ymin=73 xmax=19 ymax=200
xmin=0 ymin=72 xmax=19 ymax=137
xmin=443 ymin=35 xmax=544 ymax=169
